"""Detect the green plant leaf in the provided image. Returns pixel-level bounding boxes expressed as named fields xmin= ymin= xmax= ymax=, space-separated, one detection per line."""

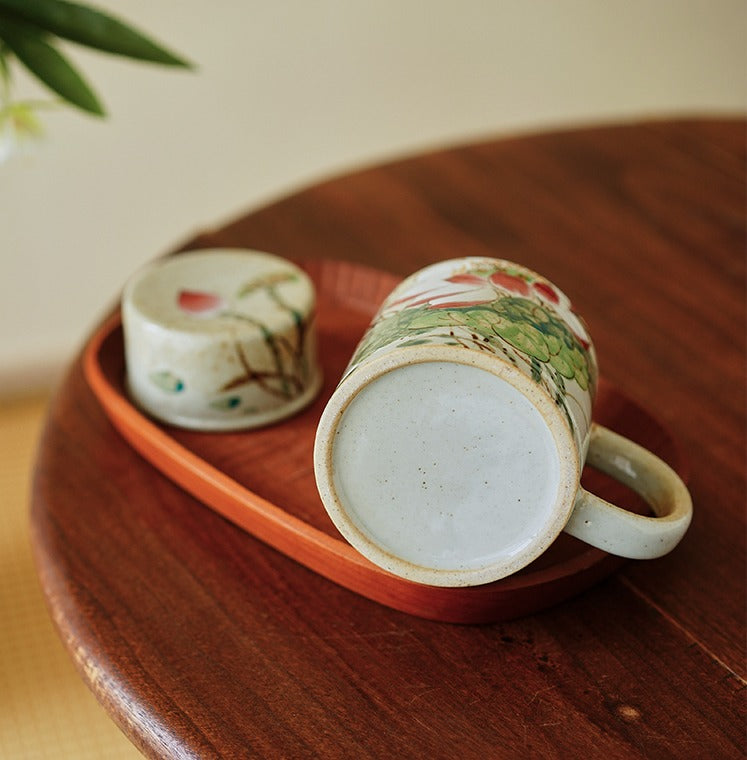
xmin=0 ymin=0 xmax=191 ymax=67
xmin=0 ymin=48 xmax=9 ymax=101
xmin=0 ymin=17 xmax=103 ymax=114
xmin=0 ymin=43 xmax=9 ymax=75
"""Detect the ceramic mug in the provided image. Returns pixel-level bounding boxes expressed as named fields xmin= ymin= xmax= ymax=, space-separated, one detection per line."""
xmin=313 ymin=257 xmax=692 ymax=587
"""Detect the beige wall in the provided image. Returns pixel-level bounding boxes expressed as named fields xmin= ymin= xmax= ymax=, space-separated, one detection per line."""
xmin=1 ymin=0 xmax=744 ymax=393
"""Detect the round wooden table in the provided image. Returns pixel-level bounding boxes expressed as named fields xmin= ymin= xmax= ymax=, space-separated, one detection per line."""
xmin=32 ymin=120 xmax=745 ymax=759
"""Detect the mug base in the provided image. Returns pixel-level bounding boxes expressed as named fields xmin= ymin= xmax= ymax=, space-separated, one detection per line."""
xmin=315 ymin=349 xmax=579 ymax=586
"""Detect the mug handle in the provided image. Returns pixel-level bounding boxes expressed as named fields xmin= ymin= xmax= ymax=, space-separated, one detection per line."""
xmin=564 ymin=423 xmax=692 ymax=559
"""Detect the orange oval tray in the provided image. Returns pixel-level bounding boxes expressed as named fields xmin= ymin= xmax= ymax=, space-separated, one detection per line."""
xmin=83 ymin=258 xmax=686 ymax=623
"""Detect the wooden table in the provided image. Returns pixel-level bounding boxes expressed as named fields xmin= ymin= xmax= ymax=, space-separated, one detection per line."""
xmin=32 ymin=119 xmax=745 ymax=759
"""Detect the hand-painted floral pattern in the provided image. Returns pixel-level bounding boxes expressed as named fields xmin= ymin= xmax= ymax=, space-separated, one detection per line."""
xmin=217 ymin=272 xmax=311 ymax=409
xmin=149 ymin=271 xmax=313 ymax=415
xmin=177 ymin=289 xmax=226 ymax=317
xmin=148 ymin=370 xmax=185 ymax=393
xmin=348 ymin=260 xmax=596 ymax=442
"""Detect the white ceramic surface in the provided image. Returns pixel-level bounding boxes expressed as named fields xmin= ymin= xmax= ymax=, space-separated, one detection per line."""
xmin=122 ymin=249 xmax=321 ymax=431
xmin=314 ymin=257 xmax=692 ymax=587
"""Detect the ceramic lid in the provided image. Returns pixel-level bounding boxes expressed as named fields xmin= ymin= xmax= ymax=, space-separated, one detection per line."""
xmin=122 ymin=249 xmax=322 ymax=431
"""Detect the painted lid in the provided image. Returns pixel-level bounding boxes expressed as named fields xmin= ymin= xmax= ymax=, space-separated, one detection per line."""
xmin=122 ymin=249 xmax=322 ymax=430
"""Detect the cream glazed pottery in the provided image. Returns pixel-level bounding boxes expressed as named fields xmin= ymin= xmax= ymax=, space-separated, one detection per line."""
xmin=122 ymin=249 xmax=322 ymax=431
xmin=313 ymin=257 xmax=692 ymax=587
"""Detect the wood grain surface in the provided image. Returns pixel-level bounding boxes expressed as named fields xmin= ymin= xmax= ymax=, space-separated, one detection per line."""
xmin=32 ymin=119 xmax=745 ymax=759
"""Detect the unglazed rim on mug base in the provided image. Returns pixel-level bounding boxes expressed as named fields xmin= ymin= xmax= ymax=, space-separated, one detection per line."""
xmin=314 ymin=345 xmax=580 ymax=587
xmin=127 ymin=369 xmax=324 ymax=432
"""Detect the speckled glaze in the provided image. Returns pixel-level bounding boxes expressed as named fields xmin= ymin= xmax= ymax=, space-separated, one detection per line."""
xmin=314 ymin=258 xmax=692 ymax=587
xmin=122 ymin=249 xmax=321 ymax=431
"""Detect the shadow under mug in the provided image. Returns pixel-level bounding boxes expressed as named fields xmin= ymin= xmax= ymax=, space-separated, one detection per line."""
xmin=313 ymin=257 xmax=692 ymax=587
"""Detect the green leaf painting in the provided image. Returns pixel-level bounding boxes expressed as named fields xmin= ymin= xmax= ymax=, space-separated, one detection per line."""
xmin=166 ymin=270 xmax=315 ymax=416
xmin=149 ymin=370 xmax=184 ymax=393
xmin=349 ymin=262 xmax=596 ymax=438
xmin=210 ymin=396 xmax=242 ymax=411
xmin=354 ymin=297 xmax=592 ymax=391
